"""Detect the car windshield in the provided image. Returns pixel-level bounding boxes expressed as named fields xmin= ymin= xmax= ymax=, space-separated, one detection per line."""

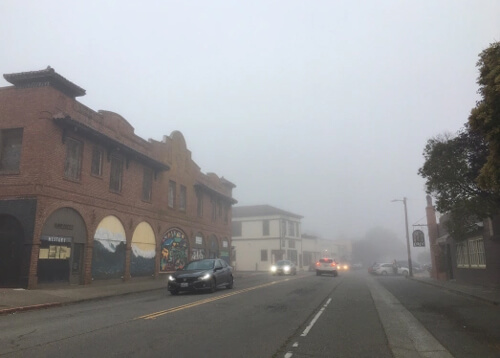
xmin=184 ymin=260 xmax=215 ymax=271
xmin=276 ymin=260 xmax=290 ymax=266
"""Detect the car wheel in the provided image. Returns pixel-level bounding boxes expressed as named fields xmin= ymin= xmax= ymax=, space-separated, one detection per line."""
xmin=226 ymin=275 xmax=234 ymax=289
xmin=316 ymin=270 xmax=321 ymax=276
xmin=170 ymin=289 xmax=179 ymax=296
xmin=381 ymin=271 xmax=388 ymax=276
xmin=293 ymin=269 xmax=297 ymax=276
xmin=403 ymin=270 xmax=409 ymax=277
xmin=208 ymin=278 xmax=216 ymax=293
xmin=333 ymin=271 xmax=338 ymax=277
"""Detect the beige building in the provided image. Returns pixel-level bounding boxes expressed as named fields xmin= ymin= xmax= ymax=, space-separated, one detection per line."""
xmin=301 ymin=234 xmax=343 ymax=269
xmin=231 ymin=205 xmax=303 ymax=271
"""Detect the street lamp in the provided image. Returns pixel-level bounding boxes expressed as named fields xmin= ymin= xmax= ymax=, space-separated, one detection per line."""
xmin=391 ymin=197 xmax=413 ymax=277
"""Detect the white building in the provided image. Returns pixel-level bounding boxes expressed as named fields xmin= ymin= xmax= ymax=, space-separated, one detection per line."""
xmin=231 ymin=205 xmax=303 ymax=271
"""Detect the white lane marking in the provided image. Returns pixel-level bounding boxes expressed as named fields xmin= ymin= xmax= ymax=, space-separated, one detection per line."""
xmin=300 ymin=298 xmax=332 ymax=337
xmin=367 ymin=277 xmax=455 ymax=358
xmin=292 ymin=342 xmax=298 ymax=347
xmin=284 ymin=352 xmax=293 ymax=358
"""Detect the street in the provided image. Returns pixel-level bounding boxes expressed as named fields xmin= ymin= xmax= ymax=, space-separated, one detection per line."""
xmin=1 ymin=271 xmax=499 ymax=358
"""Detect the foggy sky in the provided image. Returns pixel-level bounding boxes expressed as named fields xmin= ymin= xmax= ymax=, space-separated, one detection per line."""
xmin=1 ymin=1 xmax=499 ymax=249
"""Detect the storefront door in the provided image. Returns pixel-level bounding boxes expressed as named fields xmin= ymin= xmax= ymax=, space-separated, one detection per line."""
xmin=70 ymin=243 xmax=84 ymax=284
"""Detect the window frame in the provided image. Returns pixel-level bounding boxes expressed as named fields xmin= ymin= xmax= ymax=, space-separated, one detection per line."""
xmin=261 ymin=249 xmax=268 ymax=262
xmin=468 ymin=237 xmax=486 ymax=268
xmin=197 ymin=191 xmax=203 ymax=217
xmin=90 ymin=146 xmax=103 ymax=177
xmin=109 ymin=154 xmax=124 ymax=193
xmin=179 ymin=185 xmax=187 ymax=211
xmin=142 ymin=167 xmax=153 ymax=202
xmin=456 ymin=237 xmax=486 ymax=269
xmin=262 ymin=220 xmax=270 ymax=236
xmin=232 ymin=221 xmax=242 ymax=236
xmin=168 ymin=180 xmax=176 ymax=208
xmin=211 ymin=198 xmax=217 ymax=222
xmin=0 ymin=128 xmax=23 ymax=173
xmin=64 ymin=137 xmax=83 ymax=181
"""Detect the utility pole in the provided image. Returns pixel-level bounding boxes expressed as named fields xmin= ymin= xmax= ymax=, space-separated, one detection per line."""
xmin=392 ymin=197 xmax=413 ymax=277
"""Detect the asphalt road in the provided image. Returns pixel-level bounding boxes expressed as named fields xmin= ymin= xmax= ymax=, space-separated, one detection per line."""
xmin=0 ymin=270 xmax=498 ymax=358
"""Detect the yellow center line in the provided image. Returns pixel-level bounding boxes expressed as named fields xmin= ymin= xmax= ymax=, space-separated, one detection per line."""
xmin=136 ymin=276 xmax=301 ymax=320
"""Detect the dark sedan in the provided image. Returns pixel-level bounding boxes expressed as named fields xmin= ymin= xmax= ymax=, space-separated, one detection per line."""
xmin=167 ymin=258 xmax=234 ymax=295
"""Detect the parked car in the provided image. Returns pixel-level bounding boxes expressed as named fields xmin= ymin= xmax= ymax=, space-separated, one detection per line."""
xmin=368 ymin=263 xmax=381 ymax=274
xmin=167 ymin=258 xmax=233 ymax=295
xmin=315 ymin=258 xmax=338 ymax=277
xmin=374 ymin=262 xmax=409 ymax=276
xmin=373 ymin=263 xmax=397 ymax=275
xmin=270 ymin=260 xmax=297 ymax=275
xmin=398 ymin=266 xmax=410 ymax=277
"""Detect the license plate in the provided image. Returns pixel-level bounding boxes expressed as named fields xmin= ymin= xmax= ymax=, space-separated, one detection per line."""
xmin=180 ymin=283 xmax=189 ymax=287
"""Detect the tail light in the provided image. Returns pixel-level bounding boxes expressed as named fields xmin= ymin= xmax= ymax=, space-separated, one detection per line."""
xmin=331 ymin=263 xmax=336 ymax=267
xmin=315 ymin=262 xmax=320 ymax=266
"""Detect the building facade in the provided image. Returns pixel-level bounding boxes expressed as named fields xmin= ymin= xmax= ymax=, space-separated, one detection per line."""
xmin=301 ymin=234 xmax=349 ymax=269
xmin=0 ymin=67 xmax=236 ymax=289
xmin=425 ymin=195 xmax=500 ymax=287
xmin=231 ymin=205 xmax=303 ymax=271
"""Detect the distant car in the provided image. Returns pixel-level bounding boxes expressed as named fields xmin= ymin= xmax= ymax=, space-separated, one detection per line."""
xmin=368 ymin=263 xmax=381 ymax=274
xmin=351 ymin=263 xmax=363 ymax=270
xmin=270 ymin=260 xmax=297 ymax=275
xmin=374 ymin=263 xmax=397 ymax=275
xmin=315 ymin=258 xmax=338 ymax=277
xmin=374 ymin=263 xmax=409 ymax=276
xmin=167 ymin=258 xmax=233 ymax=295
xmin=398 ymin=266 xmax=409 ymax=276
xmin=337 ymin=263 xmax=350 ymax=271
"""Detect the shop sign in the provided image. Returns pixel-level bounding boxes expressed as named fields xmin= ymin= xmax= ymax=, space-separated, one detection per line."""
xmin=412 ymin=230 xmax=425 ymax=247
xmin=54 ymin=223 xmax=74 ymax=230
xmin=41 ymin=235 xmax=72 ymax=243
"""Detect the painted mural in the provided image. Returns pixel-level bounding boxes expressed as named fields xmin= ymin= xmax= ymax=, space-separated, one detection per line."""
xmin=92 ymin=216 xmax=126 ymax=279
xmin=160 ymin=228 xmax=188 ymax=272
xmin=130 ymin=222 xmax=156 ymax=277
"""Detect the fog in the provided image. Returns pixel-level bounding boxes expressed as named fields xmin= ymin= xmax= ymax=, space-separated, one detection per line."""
xmin=1 ymin=1 xmax=499 ymax=252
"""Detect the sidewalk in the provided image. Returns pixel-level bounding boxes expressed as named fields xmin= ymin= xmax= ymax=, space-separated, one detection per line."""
xmin=409 ymin=275 xmax=500 ymax=306
xmin=0 ymin=271 xmax=262 ymax=316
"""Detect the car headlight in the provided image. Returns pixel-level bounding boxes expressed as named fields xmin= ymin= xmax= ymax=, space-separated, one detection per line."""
xmin=199 ymin=273 xmax=211 ymax=280
xmin=168 ymin=275 xmax=176 ymax=282
xmin=270 ymin=266 xmax=277 ymax=272
xmin=343 ymin=265 xmax=348 ymax=270
xmin=284 ymin=266 xmax=290 ymax=272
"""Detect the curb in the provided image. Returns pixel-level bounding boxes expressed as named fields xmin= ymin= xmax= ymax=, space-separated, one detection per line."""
xmin=0 ymin=302 xmax=63 ymax=315
xmin=409 ymin=277 xmax=499 ymax=306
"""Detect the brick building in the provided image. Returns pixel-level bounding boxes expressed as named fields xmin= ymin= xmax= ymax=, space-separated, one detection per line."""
xmin=0 ymin=67 xmax=236 ymax=289
xmin=425 ymin=195 xmax=500 ymax=287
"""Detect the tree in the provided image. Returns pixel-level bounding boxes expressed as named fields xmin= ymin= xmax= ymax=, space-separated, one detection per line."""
xmin=469 ymin=41 xmax=500 ymax=193
xmin=418 ymin=127 xmax=498 ymax=239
